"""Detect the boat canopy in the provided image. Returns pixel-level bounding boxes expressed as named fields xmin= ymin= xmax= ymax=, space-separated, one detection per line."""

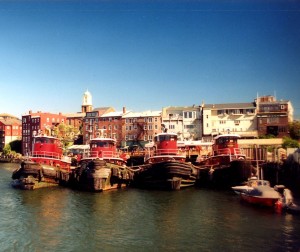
xmin=214 ymin=134 xmax=241 ymax=140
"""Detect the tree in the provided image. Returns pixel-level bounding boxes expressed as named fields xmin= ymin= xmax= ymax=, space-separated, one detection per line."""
xmin=289 ymin=121 xmax=300 ymax=140
xmin=282 ymin=137 xmax=299 ymax=149
xmin=2 ymin=144 xmax=11 ymax=156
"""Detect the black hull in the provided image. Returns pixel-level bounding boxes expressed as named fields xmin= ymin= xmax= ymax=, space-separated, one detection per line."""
xmin=68 ymin=159 xmax=134 ymax=192
xmin=131 ymin=161 xmax=197 ymax=190
xmin=195 ymin=160 xmax=255 ymax=189
xmin=11 ymin=161 xmax=60 ymax=190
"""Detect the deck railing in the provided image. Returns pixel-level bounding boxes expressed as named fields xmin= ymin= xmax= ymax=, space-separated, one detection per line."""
xmin=89 ymin=150 xmax=119 ymax=159
xmin=31 ymin=151 xmax=62 ymax=160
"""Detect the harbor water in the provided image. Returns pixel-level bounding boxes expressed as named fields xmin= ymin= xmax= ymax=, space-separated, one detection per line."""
xmin=1 ymin=163 xmax=300 ymax=252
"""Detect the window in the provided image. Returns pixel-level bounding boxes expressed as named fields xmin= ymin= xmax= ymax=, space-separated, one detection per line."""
xmin=267 ymin=117 xmax=279 ymax=123
xmin=184 ymin=111 xmax=193 ymax=118
xmin=148 ymin=118 xmax=153 ymax=123
xmin=169 ymin=125 xmax=175 ymax=129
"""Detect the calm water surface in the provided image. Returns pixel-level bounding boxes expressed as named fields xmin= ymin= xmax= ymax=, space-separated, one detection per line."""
xmin=1 ymin=163 xmax=300 ymax=252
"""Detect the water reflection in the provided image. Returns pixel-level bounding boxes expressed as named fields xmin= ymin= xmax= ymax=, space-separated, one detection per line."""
xmin=1 ymin=163 xmax=300 ymax=251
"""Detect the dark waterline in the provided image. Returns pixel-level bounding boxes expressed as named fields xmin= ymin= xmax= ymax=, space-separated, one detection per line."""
xmin=1 ymin=163 xmax=300 ymax=252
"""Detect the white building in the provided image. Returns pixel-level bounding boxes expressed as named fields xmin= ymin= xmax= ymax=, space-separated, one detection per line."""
xmin=202 ymin=103 xmax=257 ymax=138
xmin=161 ymin=106 xmax=202 ymax=141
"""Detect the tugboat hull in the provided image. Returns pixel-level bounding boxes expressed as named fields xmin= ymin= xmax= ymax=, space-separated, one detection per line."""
xmin=69 ymin=159 xmax=133 ymax=192
xmin=132 ymin=161 xmax=197 ymax=190
xmin=11 ymin=161 xmax=60 ymax=190
xmin=196 ymin=160 xmax=255 ymax=189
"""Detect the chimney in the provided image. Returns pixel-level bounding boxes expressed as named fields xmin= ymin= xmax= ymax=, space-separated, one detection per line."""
xmin=123 ymin=107 xmax=126 ymax=114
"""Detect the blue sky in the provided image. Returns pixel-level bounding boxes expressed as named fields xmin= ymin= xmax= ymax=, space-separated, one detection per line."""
xmin=0 ymin=0 xmax=299 ymax=119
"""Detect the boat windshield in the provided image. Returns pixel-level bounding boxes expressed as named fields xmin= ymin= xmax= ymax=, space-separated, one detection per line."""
xmin=216 ymin=137 xmax=237 ymax=145
xmin=155 ymin=135 xmax=177 ymax=142
xmin=91 ymin=141 xmax=115 ymax=148
xmin=35 ymin=137 xmax=54 ymax=144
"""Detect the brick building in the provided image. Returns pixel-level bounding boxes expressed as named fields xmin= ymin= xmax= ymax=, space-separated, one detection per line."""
xmin=82 ymin=107 xmax=116 ymax=144
xmin=22 ymin=111 xmax=66 ymax=155
xmin=256 ymin=95 xmax=293 ymax=138
xmin=122 ymin=110 xmax=162 ymax=148
xmin=0 ymin=114 xmax=22 ymax=152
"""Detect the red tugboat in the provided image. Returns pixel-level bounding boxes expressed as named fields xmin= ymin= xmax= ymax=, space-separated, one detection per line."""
xmin=12 ymin=134 xmax=71 ymax=190
xmin=195 ymin=134 xmax=255 ymax=189
xmin=131 ymin=131 xmax=197 ymax=190
xmin=69 ymin=136 xmax=133 ymax=192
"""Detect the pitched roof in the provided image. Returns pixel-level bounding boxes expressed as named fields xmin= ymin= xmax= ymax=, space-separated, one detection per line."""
xmin=0 ymin=118 xmax=22 ymax=125
xmin=92 ymin=107 xmax=115 ymax=116
xmin=63 ymin=112 xmax=86 ymax=118
xmin=0 ymin=113 xmax=20 ymax=120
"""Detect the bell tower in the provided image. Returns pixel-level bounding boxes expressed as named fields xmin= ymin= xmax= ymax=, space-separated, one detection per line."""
xmin=81 ymin=90 xmax=93 ymax=113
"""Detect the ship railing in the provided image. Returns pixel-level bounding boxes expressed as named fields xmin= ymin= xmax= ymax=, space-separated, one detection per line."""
xmin=217 ymin=148 xmax=245 ymax=161
xmin=154 ymin=148 xmax=181 ymax=156
xmin=30 ymin=151 xmax=62 ymax=160
xmin=89 ymin=150 xmax=119 ymax=159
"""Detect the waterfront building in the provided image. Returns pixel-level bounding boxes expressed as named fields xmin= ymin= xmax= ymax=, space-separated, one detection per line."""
xmin=121 ymin=110 xmax=162 ymax=148
xmin=255 ymin=95 xmax=293 ymax=138
xmin=21 ymin=111 xmax=66 ymax=156
xmin=161 ymin=105 xmax=202 ymax=141
xmin=82 ymin=107 xmax=115 ymax=144
xmin=97 ymin=108 xmax=128 ymax=147
xmin=64 ymin=112 xmax=85 ymax=131
xmin=202 ymin=102 xmax=257 ymax=139
xmin=0 ymin=114 xmax=22 ymax=152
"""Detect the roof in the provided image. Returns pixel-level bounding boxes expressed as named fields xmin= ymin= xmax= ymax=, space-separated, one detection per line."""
xmin=163 ymin=105 xmax=201 ymax=110
xmin=122 ymin=110 xmax=161 ymax=118
xmin=64 ymin=112 xmax=86 ymax=118
xmin=101 ymin=111 xmax=124 ymax=117
xmin=214 ymin=134 xmax=241 ymax=140
xmin=203 ymin=103 xmax=255 ymax=109
xmin=0 ymin=118 xmax=22 ymax=125
xmin=92 ymin=107 xmax=115 ymax=116
xmin=90 ymin=137 xmax=117 ymax=142
xmin=68 ymin=145 xmax=90 ymax=150
xmin=0 ymin=113 xmax=20 ymax=120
